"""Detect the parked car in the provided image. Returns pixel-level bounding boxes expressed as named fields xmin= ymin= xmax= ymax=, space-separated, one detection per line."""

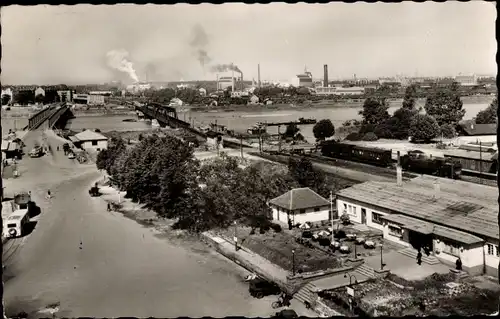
xmin=273 ymin=309 xmax=298 ymax=318
xmin=355 ymin=237 xmax=366 ymax=245
xmin=249 ymin=278 xmax=281 ymax=299
xmin=68 ymin=152 xmax=76 ymax=159
xmin=28 ymin=146 xmax=43 ymax=158
xmin=364 ymin=240 xmax=376 ymax=249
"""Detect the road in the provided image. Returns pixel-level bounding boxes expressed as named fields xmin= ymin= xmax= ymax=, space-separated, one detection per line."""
xmin=3 ymin=130 xmax=316 ymax=317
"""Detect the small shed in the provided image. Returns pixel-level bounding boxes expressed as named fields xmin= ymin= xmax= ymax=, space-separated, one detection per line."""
xmin=457 ymin=122 xmax=496 ymax=136
xmin=72 ymin=130 xmax=108 ymax=152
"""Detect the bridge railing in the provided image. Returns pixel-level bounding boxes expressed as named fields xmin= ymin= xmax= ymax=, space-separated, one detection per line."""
xmin=47 ymin=105 xmax=69 ymax=128
xmin=28 ymin=105 xmax=56 ymax=130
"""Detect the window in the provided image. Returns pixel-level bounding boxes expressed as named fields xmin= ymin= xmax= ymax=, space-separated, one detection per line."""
xmin=487 ymin=243 xmax=499 ymax=256
xmin=92 ymin=140 xmax=98 ymax=146
xmin=352 ymin=206 xmax=357 ymax=216
xmin=443 ymin=241 xmax=460 ymax=257
xmin=388 ymin=225 xmax=402 ymax=237
xmin=343 ymin=203 xmax=347 ymax=211
xmin=372 ymin=212 xmax=383 ymax=225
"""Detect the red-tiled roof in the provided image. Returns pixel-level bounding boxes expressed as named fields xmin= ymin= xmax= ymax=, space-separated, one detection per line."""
xmin=269 ymin=187 xmax=330 ymax=211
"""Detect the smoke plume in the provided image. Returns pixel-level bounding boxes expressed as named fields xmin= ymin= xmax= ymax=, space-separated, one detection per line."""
xmin=106 ymin=49 xmax=140 ymax=83
xmin=210 ymin=64 xmax=242 ymax=74
xmin=190 ymin=24 xmax=212 ymax=67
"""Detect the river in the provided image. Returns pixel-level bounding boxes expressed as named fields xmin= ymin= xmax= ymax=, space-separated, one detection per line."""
xmin=1 ymin=98 xmax=494 ymax=142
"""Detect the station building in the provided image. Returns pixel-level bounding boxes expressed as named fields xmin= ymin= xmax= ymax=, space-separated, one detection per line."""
xmin=336 ymin=174 xmax=499 ymax=277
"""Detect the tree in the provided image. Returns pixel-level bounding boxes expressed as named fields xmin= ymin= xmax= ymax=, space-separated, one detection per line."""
xmin=35 ymin=94 xmax=45 ymax=104
xmin=408 ymin=114 xmax=440 ymax=142
xmin=439 ymin=123 xmax=457 ymax=139
xmin=359 ymin=98 xmax=390 ymax=126
xmin=12 ymin=90 xmax=35 ymax=105
xmin=96 ymin=137 xmax=127 ymax=175
xmin=402 ymin=85 xmax=418 ymax=110
xmin=287 ymin=157 xmax=332 ymax=198
xmin=313 ymin=119 xmax=335 ymax=141
xmin=475 ymin=98 xmax=498 ymax=124
xmin=1 ymin=94 xmax=11 ymax=105
xmin=424 ymin=85 xmax=465 ymax=126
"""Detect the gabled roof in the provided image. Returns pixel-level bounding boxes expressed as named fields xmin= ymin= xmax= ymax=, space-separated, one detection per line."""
xmin=73 ymin=130 xmax=108 ymax=142
xmin=458 ymin=121 xmax=496 ymax=136
xmin=269 ymin=187 xmax=330 ymax=211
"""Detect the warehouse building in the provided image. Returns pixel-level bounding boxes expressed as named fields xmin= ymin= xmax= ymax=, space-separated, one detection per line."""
xmin=336 ymin=174 xmax=499 ymax=276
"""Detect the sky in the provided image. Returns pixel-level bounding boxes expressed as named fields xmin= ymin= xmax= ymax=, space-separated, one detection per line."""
xmin=1 ymin=3 xmax=496 ymax=85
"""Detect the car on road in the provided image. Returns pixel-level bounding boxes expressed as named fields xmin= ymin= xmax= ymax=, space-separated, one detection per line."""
xmin=68 ymin=152 xmax=76 ymax=159
xmin=28 ymin=146 xmax=43 ymax=158
xmin=273 ymin=309 xmax=298 ymax=318
xmin=248 ymin=278 xmax=281 ymax=299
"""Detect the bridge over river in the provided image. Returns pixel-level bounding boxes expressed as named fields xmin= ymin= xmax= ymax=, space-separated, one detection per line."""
xmin=26 ymin=103 xmax=74 ymax=131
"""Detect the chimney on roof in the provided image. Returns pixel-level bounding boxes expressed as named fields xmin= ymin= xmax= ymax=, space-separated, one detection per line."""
xmin=433 ymin=180 xmax=440 ymax=199
xmin=396 ymin=151 xmax=403 ymax=186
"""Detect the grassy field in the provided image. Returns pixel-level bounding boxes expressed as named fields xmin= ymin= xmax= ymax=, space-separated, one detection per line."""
xmin=220 ymin=226 xmax=343 ymax=273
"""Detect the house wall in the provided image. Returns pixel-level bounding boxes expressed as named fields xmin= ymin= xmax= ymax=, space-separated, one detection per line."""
xmin=271 ymin=205 xmax=329 ymax=224
xmin=336 ymin=197 xmax=389 ymax=231
xmin=382 ymin=222 xmax=411 ymax=248
xmin=81 ymin=140 xmax=108 ymax=151
xmin=484 ymin=240 xmax=499 ymax=277
xmin=433 ymin=238 xmax=484 ymax=275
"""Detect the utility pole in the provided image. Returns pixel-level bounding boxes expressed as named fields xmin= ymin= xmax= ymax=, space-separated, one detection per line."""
xmin=479 ymin=141 xmax=483 ymax=185
xmin=278 ymin=125 xmax=282 ymax=153
xmin=240 ymin=135 xmax=243 ymax=159
xmin=330 ymin=191 xmax=334 ymax=243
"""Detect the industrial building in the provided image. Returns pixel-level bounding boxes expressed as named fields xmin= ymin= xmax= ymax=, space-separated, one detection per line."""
xmin=315 ymin=86 xmax=365 ymax=96
xmin=72 ymin=93 xmax=105 ymax=105
xmin=336 ymin=173 xmax=499 ymax=277
xmin=293 ymin=68 xmax=313 ymax=88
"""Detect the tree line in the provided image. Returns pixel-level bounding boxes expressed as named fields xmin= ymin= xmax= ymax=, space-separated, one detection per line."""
xmin=96 ymin=135 xmax=344 ymax=232
xmin=349 ymin=83 xmax=497 ymax=142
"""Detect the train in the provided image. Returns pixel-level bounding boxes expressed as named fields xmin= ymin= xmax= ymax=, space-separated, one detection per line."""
xmin=320 ymin=140 xmax=462 ymax=179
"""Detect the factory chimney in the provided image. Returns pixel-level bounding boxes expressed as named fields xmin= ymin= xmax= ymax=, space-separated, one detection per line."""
xmin=324 ymin=64 xmax=329 ymax=88
xmin=240 ymin=72 xmax=244 ymax=91
xmin=216 ymin=74 xmax=220 ymax=91
xmin=232 ymin=66 xmax=235 ymax=92
xmin=396 ymin=151 xmax=403 ymax=186
xmin=258 ymin=64 xmax=261 ymax=89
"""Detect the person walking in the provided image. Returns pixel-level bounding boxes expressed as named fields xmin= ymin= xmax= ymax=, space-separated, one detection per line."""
xmin=417 ymin=250 xmax=422 ymax=265
xmin=456 ymin=257 xmax=462 ymax=271
xmin=47 ymin=189 xmax=52 ymax=199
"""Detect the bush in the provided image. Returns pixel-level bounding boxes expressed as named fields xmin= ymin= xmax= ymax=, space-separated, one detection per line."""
xmin=345 ymin=132 xmax=361 ymax=141
xmin=439 ymin=123 xmax=456 ymax=138
xmin=362 ymin=132 xmax=379 ymax=141
xmin=270 ymin=223 xmax=282 ymax=233
xmin=358 ymin=123 xmax=376 ymax=135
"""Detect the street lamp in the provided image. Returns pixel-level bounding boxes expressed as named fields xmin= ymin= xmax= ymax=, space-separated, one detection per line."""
xmin=378 ymin=243 xmax=384 ymax=270
xmin=292 ymin=249 xmax=296 ymax=276
xmin=234 ymin=221 xmax=238 ymax=251
xmin=344 ymin=272 xmax=358 ymax=286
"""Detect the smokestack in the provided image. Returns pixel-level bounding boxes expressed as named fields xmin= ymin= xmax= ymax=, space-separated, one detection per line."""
xmin=324 ymin=64 xmax=329 ymax=88
xmin=396 ymin=151 xmax=403 ymax=186
xmin=258 ymin=64 xmax=261 ymax=89
xmin=216 ymin=74 xmax=219 ymax=91
xmin=433 ymin=180 xmax=440 ymax=199
xmin=240 ymin=72 xmax=244 ymax=91
xmin=232 ymin=67 xmax=235 ymax=92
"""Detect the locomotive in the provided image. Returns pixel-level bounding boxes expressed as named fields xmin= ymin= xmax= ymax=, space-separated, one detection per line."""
xmin=320 ymin=141 xmax=462 ymax=179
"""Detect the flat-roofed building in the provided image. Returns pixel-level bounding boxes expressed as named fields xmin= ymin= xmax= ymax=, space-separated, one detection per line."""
xmin=336 ymin=174 xmax=499 ymax=276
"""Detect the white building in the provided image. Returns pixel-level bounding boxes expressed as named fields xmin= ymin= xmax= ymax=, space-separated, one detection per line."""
xmin=70 ymin=130 xmax=108 ymax=152
xmin=269 ymin=187 xmax=331 ymax=225
xmin=88 ymin=95 xmax=105 ymax=105
xmin=455 ymin=75 xmax=478 ymax=87
xmin=336 ymin=174 xmax=498 ymax=277
xmin=34 ymin=87 xmax=46 ymax=97
xmin=315 ymin=86 xmax=365 ymax=96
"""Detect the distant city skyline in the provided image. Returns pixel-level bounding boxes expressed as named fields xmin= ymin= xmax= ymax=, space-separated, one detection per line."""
xmin=1 ymin=3 xmax=496 ymax=85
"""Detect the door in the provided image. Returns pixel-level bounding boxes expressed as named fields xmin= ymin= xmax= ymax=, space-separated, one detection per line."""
xmin=361 ymin=208 xmax=366 ymax=224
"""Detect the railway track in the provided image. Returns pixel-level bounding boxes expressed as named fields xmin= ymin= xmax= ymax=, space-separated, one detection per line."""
xmin=253 ymin=150 xmax=497 ymax=187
